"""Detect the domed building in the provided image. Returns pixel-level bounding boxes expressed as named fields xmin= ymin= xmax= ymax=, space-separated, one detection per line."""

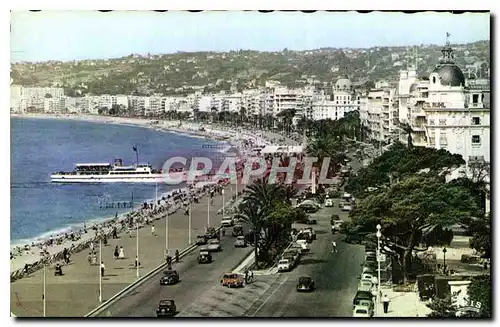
xmin=335 ymin=75 xmax=353 ymax=90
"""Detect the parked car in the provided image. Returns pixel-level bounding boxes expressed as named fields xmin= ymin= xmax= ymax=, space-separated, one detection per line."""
xmin=283 ymin=249 xmax=300 ymax=262
xmin=198 ymin=250 xmax=212 ymax=264
xmin=221 ymin=216 xmax=234 ymax=228
xmin=353 ymin=290 xmax=374 ymax=307
xmin=342 ymin=204 xmax=353 ymax=212
xmin=303 ymin=227 xmax=316 ymax=240
xmin=156 ymin=299 xmax=176 ymax=317
xmin=205 ymin=227 xmax=218 ymax=239
xmin=297 ymin=232 xmax=313 ymax=244
xmin=330 ymin=214 xmax=340 ymax=224
xmin=196 ymin=235 xmax=207 ymax=245
xmin=290 ymin=243 xmax=306 ymax=255
xmin=278 ymin=258 xmax=293 ymax=272
xmin=160 ymin=270 xmax=180 ymax=285
xmin=232 ymin=224 xmax=244 ymax=237
xmin=352 ymin=305 xmax=372 ymax=318
xmin=295 ymin=239 xmax=310 ymax=252
xmin=296 ymin=276 xmax=315 ymax=292
xmin=361 ymin=273 xmax=375 ymax=283
xmin=221 ymin=273 xmax=244 ymax=288
xmin=357 ymin=280 xmax=373 ymax=292
xmin=357 ymin=299 xmax=375 ymax=313
xmin=207 ymin=239 xmax=222 ymax=252
xmin=234 ymin=236 xmax=247 ymax=247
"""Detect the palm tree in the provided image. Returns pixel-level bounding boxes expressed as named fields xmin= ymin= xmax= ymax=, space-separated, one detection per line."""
xmin=399 ymin=122 xmax=414 ymax=149
xmin=236 ymin=201 xmax=267 ymax=269
xmin=306 ymin=136 xmax=346 ymax=190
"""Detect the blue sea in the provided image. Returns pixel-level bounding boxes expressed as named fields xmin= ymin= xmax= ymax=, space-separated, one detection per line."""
xmin=10 ymin=117 xmax=223 ymax=244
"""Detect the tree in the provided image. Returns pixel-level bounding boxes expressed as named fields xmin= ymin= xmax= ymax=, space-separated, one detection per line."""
xmin=468 ymin=275 xmax=491 ymax=317
xmin=350 ymin=175 xmax=479 ymax=283
xmin=468 ymin=213 xmax=491 ymax=258
xmin=399 ymin=122 xmax=414 ymax=148
xmin=426 ymin=296 xmax=457 ymax=317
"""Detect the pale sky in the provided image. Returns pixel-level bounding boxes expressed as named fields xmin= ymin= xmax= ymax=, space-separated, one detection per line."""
xmin=10 ymin=11 xmax=490 ymax=62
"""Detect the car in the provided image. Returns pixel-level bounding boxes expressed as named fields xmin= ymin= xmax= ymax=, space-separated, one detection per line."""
xmin=297 ymin=232 xmax=313 ymax=243
xmin=295 ymin=239 xmax=310 ymax=252
xmin=342 ymin=205 xmax=353 ymax=212
xmin=205 ymin=227 xmax=218 ymax=239
xmin=361 ymin=273 xmax=375 ymax=283
xmin=290 ymin=243 xmax=306 ymax=255
xmin=196 ymin=235 xmax=208 ymax=245
xmin=353 ymin=290 xmax=374 ymax=307
xmin=221 ymin=273 xmax=244 ymax=288
xmin=283 ymin=249 xmax=300 ymax=262
xmin=234 ymin=235 xmax=247 ymax=247
xmin=296 ymin=276 xmax=315 ymax=292
xmin=330 ymin=214 xmax=340 ymax=224
xmin=282 ymin=254 xmax=297 ymax=267
xmin=357 ymin=280 xmax=373 ymax=292
xmin=198 ymin=250 xmax=212 ymax=264
xmin=358 ymin=299 xmax=375 ymax=313
xmin=160 ymin=270 xmax=180 ymax=285
xmin=303 ymin=227 xmax=316 ymax=240
xmin=352 ymin=305 xmax=372 ymax=318
xmin=324 ymin=198 xmax=334 ymax=207
xmin=221 ymin=216 xmax=234 ymax=227
xmin=365 ymin=254 xmax=377 ymax=262
xmin=232 ymin=224 xmax=244 ymax=237
xmin=156 ymin=299 xmax=176 ymax=317
xmin=207 ymin=239 xmax=222 ymax=252
xmin=278 ymin=258 xmax=293 ymax=272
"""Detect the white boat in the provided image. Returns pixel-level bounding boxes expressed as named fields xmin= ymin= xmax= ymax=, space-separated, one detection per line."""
xmin=50 ymin=159 xmax=187 ymax=183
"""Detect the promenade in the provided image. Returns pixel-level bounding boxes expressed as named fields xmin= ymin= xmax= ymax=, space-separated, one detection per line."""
xmin=11 ymin=183 xmax=239 ymax=317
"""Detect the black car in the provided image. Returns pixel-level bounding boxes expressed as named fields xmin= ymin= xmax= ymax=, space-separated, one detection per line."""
xmin=160 ymin=270 xmax=180 ymax=285
xmin=205 ymin=227 xmax=218 ymax=239
xmin=353 ymin=290 xmax=374 ymax=306
xmin=156 ymin=299 xmax=176 ymax=317
xmin=296 ymin=276 xmax=315 ymax=292
xmin=198 ymin=250 xmax=213 ymax=264
xmin=196 ymin=235 xmax=208 ymax=245
xmin=232 ymin=225 xmax=244 ymax=237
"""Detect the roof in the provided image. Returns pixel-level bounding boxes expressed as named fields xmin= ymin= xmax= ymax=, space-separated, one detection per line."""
xmin=76 ymin=163 xmax=111 ymax=167
xmin=432 ymin=64 xmax=466 ymax=87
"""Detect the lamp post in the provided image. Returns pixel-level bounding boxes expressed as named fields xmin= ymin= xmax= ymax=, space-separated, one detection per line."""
xmin=376 ymin=224 xmax=382 ymax=315
xmin=443 ymin=247 xmax=447 ymax=274
xmin=42 ymin=254 xmax=47 ymax=317
xmin=207 ymin=195 xmax=210 ymax=227
xmin=136 ymin=223 xmax=139 ymax=279
xmin=99 ymin=237 xmax=102 ymax=303
xmin=188 ymin=200 xmax=192 ymax=244
xmin=165 ymin=207 xmax=169 ymax=254
xmin=222 ymin=189 xmax=225 ymax=216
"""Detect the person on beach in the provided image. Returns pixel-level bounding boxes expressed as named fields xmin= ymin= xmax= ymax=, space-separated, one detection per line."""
xmin=119 ymin=246 xmax=125 ymax=259
xmin=89 ymin=241 xmax=94 ymax=253
xmin=151 ymin=224 xmax=156 ymax=236
xmin=114 ymin=246 xmax=119 ymax=259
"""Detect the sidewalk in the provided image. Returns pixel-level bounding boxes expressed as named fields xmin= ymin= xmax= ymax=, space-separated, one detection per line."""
xmin=374 ymin=285 xmax=431 ymax=318
xmin=10 ymin=185 xmax=237 ymax=317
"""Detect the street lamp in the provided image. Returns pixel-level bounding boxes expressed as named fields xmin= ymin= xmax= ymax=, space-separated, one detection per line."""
xmin=443 ymin=247 xmax=447 ymax=274
xmin=376 ymin=224 xmax=382 ymax=314
xmin=222 ymin=189 xmax=225 ymax=217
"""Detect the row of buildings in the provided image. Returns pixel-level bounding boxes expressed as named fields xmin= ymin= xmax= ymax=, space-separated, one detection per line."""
xmin=10 ymin=79 xmax=360 ymax=121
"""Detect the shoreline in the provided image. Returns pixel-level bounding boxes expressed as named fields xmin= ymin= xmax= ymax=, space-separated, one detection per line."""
xmin=10 ymin=114 xmax=282 ymax=273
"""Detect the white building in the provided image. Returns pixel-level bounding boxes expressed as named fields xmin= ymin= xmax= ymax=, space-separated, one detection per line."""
xmin=397 ymin=38 xmax=490 ymax=167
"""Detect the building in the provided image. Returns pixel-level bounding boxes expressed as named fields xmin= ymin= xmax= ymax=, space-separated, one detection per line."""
xmin=360 ymin=83 xmax=398 ymax=143
xmin=397 ymin=36 xmax=490 ymax=168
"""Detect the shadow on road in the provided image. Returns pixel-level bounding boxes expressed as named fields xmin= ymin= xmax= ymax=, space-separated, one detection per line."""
xmin=299 ymin=258 xmax=327 ymax=266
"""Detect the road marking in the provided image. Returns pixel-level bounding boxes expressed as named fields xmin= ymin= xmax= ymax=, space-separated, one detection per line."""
xmin=249 ymin=276 xmax=288 ymax=317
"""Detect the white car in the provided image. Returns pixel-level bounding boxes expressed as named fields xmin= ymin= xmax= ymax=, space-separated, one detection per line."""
xmin=221 ymin=216 xmax=234 ymax=227
xmin=207 ymin=239 xmax=222 ymax=252
xmin=324 ymin=198 xmax=334 ymax=207
xmin=303 ymin=227 xmax=316 ymax=240
xmin=278 ymin=259 xmax=293 ymax=272
xmin=290 ymin=243 xmax=306 ymax=254
xmin=342 ymin=205 xmax=353 ymax=212
xmin=282 ymin=249 xmax=300 ymax=262
xmin=361 ymin=273 xmax=375 ymax=283
xmin=353 ymin=305 xmax=373 ymax=317
xmin=295 ymin=240 xmax=310 ymax=252
xmin=358 ymin=280 xmax=373 ymax=292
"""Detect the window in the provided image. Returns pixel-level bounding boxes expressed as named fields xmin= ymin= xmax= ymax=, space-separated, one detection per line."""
xmin=472 ymin=94 xmax=479 ymax=104
xmin=438 ymin=119 xmax=446 ymax=126
xmin=472 ymin=135 xmax=481 ymax=144
xmin=428 ymin=119 xmax=434 ymax=125
xmin=432 ymin=76 xmax=436 ymax=84
xmin=472 ymin=117 xmax=480 ymax=125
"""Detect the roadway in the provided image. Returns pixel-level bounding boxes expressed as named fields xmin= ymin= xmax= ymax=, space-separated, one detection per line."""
xmin=245 ymin=200 xmax=365 ymax=317
xmin=97 ymin=225 xmax=252 ymax=317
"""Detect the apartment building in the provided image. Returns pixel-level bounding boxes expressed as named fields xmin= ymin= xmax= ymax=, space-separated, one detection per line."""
xmin=360 ymin=84 xmax=398 ymax=143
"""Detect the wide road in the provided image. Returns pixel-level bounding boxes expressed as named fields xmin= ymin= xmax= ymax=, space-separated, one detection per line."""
xmin=97 ymin=225 xmax=252 ymax=317
xmin=246 ymin=155 xmax=366 ymax=318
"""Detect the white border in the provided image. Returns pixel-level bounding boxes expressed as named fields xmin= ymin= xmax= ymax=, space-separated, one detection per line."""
xmin=3 ymin=1 xmax=497 ymax=327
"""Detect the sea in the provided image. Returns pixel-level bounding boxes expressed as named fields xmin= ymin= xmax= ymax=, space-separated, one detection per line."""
xmin=10 ymin=117 xmax=226 ymax=245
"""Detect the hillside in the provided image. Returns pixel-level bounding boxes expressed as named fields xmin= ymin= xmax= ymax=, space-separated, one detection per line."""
xmin=11 ymin=40 xmax=490 ymax=96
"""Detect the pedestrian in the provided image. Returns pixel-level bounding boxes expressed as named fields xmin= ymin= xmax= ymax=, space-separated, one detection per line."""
xmin=382 ymin=294 xmax=390 ymax=314
xmin=89 ymin=241 xmax=94 ymax=253
xmin=113 ymin=246 xmax=119 ymax=259
xmin=119 ymin=246 xmax=125 ymax=259
xmin=135 ymin=256 xmax=140 ymax=267
xmin=101 ymin=261 xmax=105 ymax=277
xmin=331 ymin=241 xmax=337 ymax=253
xmin=151 ymin=224 xmax=156 ymax=236
xmin=128 ymin=228 xmax=132 ymax=238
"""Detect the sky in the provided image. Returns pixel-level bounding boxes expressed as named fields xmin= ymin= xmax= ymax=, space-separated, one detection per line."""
xmin=10 ymin=11 xmax=490 ymax=63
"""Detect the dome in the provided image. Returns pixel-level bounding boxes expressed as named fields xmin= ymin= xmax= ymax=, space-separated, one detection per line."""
xmin=432 ymin=64 xmax=465 ymax=87
xmin=335 ymin=75 xmax=352 ymax=89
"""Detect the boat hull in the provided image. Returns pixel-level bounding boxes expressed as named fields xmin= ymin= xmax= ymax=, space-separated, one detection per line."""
xmin=50 ymin=173 xmax=187 ymax=184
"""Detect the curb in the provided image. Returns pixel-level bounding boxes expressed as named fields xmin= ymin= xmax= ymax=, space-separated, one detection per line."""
xmin=232 ymin=251 xmax=255 ymax=274
xmin=85 ymin=225 xmax=223 ymax=317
